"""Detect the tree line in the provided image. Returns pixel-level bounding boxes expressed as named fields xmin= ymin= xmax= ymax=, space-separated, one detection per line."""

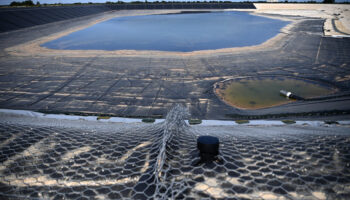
xmin=8 ymin=0 xmax=339 ymax=7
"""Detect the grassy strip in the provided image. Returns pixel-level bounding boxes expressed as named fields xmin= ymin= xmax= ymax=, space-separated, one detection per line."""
xmin=235 ymin=120 xmax=250 ymax=124
xmin=97 ymin=116 xmax=111 ymax=120
xmin=189 ymin=119 xmax=202 ymax=125
xmin=33 ymin=109 xmax=350 ymax=121
xmin=142 ymin=118 xmax=156 ymax=123
xmin=37 ymin=109 xmax=163 ymax=119
xmin=282 ymin=120 xmax=296 ymax=124
xmin=226 ymin=110 xmax=350 ymax=120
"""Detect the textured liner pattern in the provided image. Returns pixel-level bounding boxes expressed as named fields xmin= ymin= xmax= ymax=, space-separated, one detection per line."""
xmin=0 ymin=105 xmax=350 ymax=199
xmin=0 ymin=3 xmax=255 ymax=33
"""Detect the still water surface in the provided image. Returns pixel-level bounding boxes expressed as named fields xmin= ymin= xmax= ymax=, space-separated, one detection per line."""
xmin=217 ymin=77 xmax=336 ymax=109
xmin=42 ymin=11 xmax=289 ymax=52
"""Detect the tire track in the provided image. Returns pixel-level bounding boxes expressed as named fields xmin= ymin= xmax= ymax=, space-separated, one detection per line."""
xmin=28 ymin=58 xmax=96 ymax=106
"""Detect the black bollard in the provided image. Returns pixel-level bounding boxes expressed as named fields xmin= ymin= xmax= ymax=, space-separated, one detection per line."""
xmin=197 ymin=136 xmax=220 ymax=163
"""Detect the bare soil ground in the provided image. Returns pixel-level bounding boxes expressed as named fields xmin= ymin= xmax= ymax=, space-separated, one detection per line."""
xmin=253 ymin=3 xmax=350 ymax=35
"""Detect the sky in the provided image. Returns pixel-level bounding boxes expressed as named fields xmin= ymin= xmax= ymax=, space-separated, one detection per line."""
xmin=0 ymin=0 xmax=347 ymax=5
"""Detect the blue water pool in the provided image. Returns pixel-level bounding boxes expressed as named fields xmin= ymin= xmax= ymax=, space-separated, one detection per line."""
xmin=42 ymin=11 xmax=289 ymax=52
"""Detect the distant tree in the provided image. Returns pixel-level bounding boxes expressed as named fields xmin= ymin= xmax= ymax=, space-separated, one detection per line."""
xmin=23 ymin=0 xmax=33 ymax=5
xmin=10 ymin=1 xmax=18 ymax=6
xmin=10 ymin=0 xmax=34 ymax=6
xmin=36 ymin=1 xmax=40 ymax=5
xmin=323 ymin=0 xmax=334 ymax=3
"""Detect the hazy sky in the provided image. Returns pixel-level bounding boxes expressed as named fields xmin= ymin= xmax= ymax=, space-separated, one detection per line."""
xmin=0 ymin=0 xmax=347 ymax=5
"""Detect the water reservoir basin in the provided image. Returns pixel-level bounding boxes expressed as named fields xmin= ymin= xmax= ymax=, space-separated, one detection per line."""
xmin=42 ymin=11 xmax=289 ymax=52
xmin=215 ymin=76 xmax=337 ymax=110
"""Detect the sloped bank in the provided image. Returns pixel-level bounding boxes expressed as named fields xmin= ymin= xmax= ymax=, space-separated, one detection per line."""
xmin=0 ymin=3 xmax=255 ymax=33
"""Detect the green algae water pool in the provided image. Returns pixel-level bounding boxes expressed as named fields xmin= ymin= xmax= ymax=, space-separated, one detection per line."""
xmin=42 ymin=11 xmax=289 ymax=52
xmin=215 ymin=76 xmax=337 ymax=109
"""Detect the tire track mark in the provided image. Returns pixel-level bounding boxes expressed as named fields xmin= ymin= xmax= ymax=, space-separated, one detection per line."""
xmin=28 ymin=58 xmax=96 ymax=106
xmin=93 ymin=76 xmax=124 ymax=103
